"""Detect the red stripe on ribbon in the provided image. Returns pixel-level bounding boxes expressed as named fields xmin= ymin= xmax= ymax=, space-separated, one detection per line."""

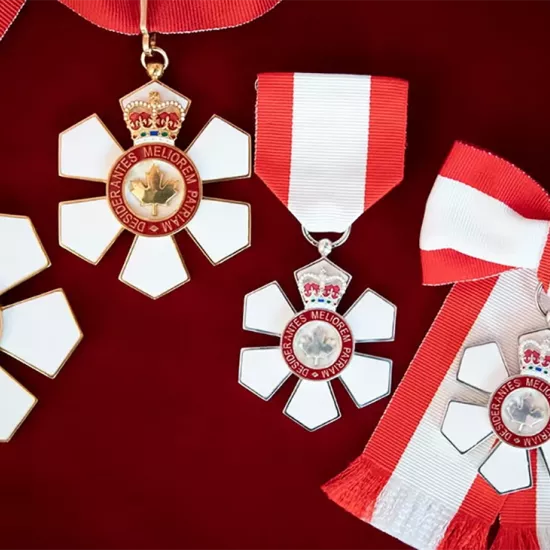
xmin=0 ymin=0 xmax=25 ymax=41
xmin=59 ymin=0 xmax=282 ymax=34
xmin=539 ymin=233 xmax=550 ymax=292
xmin=421 ymin=142 xmax=550 ymax=288
xmin=324 ymin=278 xmax=497 ymax=521
xmin=440 ymin=142 xmax=550 ymax=220
xmin=255 ymin=72 xmax=294 ymax=208
xmin=422 ymin=249 xmax=513 ymax=286
xmin=438 ymin=477 xmax=504 ymax=550
xmin=364 ymin=77 xmax=408 ymax=209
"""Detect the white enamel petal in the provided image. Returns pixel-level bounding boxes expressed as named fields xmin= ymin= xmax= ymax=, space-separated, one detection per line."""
xmin=458 ymin=343 xmax=509 ymax=393
xmin=0 ymin=368 xmax=36 ymax=442
xmin=186 ymin=116 xmax=251 ymax=183
xmin=441 ymin=401 xmax=493 ymax=453
xmin=120 ymin=81 xmax=191 ymax=113
xmin=344 ymin=289 xmax=396 ymax=343
xmin=120 ymin=236 xmax=189 ymax=299
xmin=0 ymin=290 xmax=82 ymax=378
xmin=59 ymin=198 xmax=123 ymax=264
xmin=479 ymin=443 xmax=532 ymax=494
xmin=243 ymin=282 xmax=295 ymax=337
xmin=284 ymin=380 xmax=340 ymax=431
xmin=0 ymin=215 xmax=49 ymax=294
xmin=339 ymin=353 xmax=392 ymax=408
xmin=59 ymin=115 xmax=124 ymax=182
xmin=186 ymin=198 xmax=250 ymax=264
xmin=239 ymin=347 xmax=291 ymax=400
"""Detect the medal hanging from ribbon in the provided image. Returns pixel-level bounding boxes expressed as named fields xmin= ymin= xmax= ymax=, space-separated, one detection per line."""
xmin=239 ymin=72 xmax=408 ymax=431
xmin=323 ymin=142 xmax=550 ymax=550
xmin=57 ymin=0 xmax=255 ymax=299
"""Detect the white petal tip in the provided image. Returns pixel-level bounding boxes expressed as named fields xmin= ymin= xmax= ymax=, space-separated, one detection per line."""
xmin=187 ymin=116 xmax=251 ymax=183
xmin=243 ymin=282 xmax=295 ymax=337
xmin=0 ymin=290 xmax=82 ymax=378
xmin=458 ymin=343 xmax=508 ymax=393
xmin=441 ymin=401 xmax=493 ymax=453
xmin=239 ymin=347 xmax=291 ymax=400
xmin=345 ymin=289 xmax=396 ymax=343
xmin=59 ymin=198 xmax=123 ymax=264
xmin=339 ymin=353 xmax=392 ymax=408
xmin=0 ymin=215 xmax=50 ymax=294
xmin=59 ymin=115 xmax=123 ymax=182
xmin=479 ymin=443 xmax=532 ymax=494
xmin=187 ymin=199 xmax=250 ymax=265
xmin=284 ymin=380 xmax=340 ymax=431
xmin=0 ymin=368 xmax=36 ymax=442
xmin=120 ymin=236 xmax=190 ymax=299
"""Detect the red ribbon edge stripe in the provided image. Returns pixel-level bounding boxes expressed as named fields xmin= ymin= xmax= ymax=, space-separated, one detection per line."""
xmin=0 ymin=0 xmax=25 ymax=41
xmin=58 ymin=0 xmax=283 ymax=34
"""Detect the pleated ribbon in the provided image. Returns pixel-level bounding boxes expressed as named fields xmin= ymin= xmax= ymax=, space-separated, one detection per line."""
xmin=255 ymin=72 xmax=408 ymax=233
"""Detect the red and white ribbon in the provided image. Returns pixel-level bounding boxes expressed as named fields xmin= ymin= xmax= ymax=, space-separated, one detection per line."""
xmin=323 ymin=143 xmax=550 ymax=550
xmin=420 ymin=143 xmax=550 ymax=289
xmin=0 ymin=0 xmax=281 ymax=41
xmin=255 ymin=72 xmax=408 ymax=233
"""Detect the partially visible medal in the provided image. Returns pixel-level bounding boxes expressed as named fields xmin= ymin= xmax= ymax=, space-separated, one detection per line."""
xmin=0 ymin=215 xmax=82 ymax=441
xmin=239 ymin=73 xmax=408 ymax=430
xmin=58 ymin=0 xmax=252 ymax=299
xmin=442 ymin=284 xmax=550 ymax=494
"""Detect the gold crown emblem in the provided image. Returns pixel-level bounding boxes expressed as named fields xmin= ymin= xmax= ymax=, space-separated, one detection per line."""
xmin=123 ymin=91 xmax=184 ymax=144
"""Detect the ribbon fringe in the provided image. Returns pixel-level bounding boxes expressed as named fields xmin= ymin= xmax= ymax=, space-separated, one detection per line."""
xmin=323 ymin=454 xmax=493 ymax=550
xmin=322 ymin=453 xmax=387 ymax=522
xmin=491 ymin=525 xmax=540 ymax=550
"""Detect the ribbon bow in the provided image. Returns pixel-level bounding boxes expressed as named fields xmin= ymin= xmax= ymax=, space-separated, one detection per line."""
xmin=420 ymin=142 xmax=550 ymax=289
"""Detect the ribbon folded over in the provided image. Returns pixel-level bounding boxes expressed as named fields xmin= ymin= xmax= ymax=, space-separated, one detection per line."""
xmin=323 ymin=142 xmax=550 ymax=550
xmin=0 ymin=0 xmax=281 ymax=40
xmin=420 ymin=142 xmax=550 ymax=289
xmin=255 ymin=72 xmax=408 ymax=233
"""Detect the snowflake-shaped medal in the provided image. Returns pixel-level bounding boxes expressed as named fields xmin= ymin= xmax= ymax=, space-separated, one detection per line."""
xmin=59 ymin=80 xmax=251 ymax=299
xmin=441 ymin=330 xmax=550 ymax=494
xmin=239 ymin=255 xmax=396 ymax=431
xmin=0 ymin=214 xmax=82 ymax=441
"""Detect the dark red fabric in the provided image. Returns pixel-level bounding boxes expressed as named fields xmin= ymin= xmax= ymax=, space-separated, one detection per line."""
xmin=1 ymin=1 xmax=550 ymax=549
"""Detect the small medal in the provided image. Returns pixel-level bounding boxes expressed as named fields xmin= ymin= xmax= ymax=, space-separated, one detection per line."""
xmin=0 ymin=215 xmax=82 ymax=441
xmin=239 ymin=72 xmax=408 ymax=430
xmin=441 ymin=284 xmax=550 ymax=494
xmin=58 ymin=1 xmax=252 ymax=299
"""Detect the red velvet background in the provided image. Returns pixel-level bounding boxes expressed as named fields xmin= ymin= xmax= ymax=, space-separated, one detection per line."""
xmin=1 ymin=1 xmax=549 ymax=548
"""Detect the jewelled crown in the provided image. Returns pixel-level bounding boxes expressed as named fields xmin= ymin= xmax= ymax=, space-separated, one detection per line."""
xmin=520 ymin=338 xmax=550 ymax=379
xmin=297 ymin=268 xmax=348 ymax=309
xmin=123 ymin=91 xmax=185 ymax=144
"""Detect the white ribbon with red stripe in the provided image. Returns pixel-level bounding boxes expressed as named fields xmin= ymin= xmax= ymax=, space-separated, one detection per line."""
xmin=255 ymin=72 xmax=408 ymax=233
xmin=323 ymin=143 xmax=550 ymax=550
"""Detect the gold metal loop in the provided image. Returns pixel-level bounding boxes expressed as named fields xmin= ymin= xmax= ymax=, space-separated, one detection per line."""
xmin=140 ymin=46 xmax=169 ymax=80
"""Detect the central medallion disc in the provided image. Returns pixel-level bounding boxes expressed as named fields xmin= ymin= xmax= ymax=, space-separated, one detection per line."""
xmin=280 ymin=309 xmax=354 ymax=381
xmin=489 ymin=375 xmax=550 ymax=448
xmin=107 ymin=143 xmax=202 ymax=237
